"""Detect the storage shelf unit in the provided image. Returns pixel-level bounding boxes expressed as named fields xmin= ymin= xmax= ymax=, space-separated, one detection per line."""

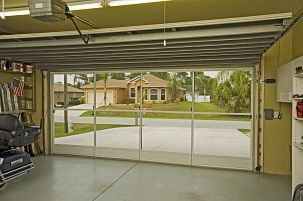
xmin=292 ymin=56 xmax=303 ymax=194
xmin=0 ymin=60 xmax=36 ymax=114
xmin=0 ymin=69 xmax=32 ymax=76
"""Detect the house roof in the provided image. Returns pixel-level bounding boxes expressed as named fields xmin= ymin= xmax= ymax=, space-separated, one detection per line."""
xmin=54 ymin=83 xmax=84 ymax=93
xmin=81 ymin=74 xmax=183 ymax=89
xmin=129 ymin=73 xmax=169 ymax=88
xmin=82 ymin=79 xmax=128 ymax=89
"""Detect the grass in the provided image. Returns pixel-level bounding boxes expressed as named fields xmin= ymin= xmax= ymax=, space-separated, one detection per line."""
xmin=238 ymin=129 xmax=251 ymax=136
xmin=54 ymin=123 xmax=134 ymax=138
xmin=81 ymin=102 xmax=250 ymax=121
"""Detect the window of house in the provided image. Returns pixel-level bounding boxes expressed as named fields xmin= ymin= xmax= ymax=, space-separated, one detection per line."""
xmin=130 ymin=88 xmax=135 ymax=98
xmin=160 ymin=89 xmax=166 ymax=100
xmin=150 ymin=89 xmax=158 ymax=100
xmin=144 ymin=89 xmax=148 ymax=100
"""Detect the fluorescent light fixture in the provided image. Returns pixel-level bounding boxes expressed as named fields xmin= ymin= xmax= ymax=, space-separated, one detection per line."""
xmin=109 ymin=0 xmax=169 ymax=7
xmin=0 ymin=0 xmax=170 ymax=17
xmin=1 ymin=0 xmax=4 ymax=19
xmin=69 ymin=3 xmax=102 ymax=11
xmin=0 ymin=9 xmax=30 ymax=17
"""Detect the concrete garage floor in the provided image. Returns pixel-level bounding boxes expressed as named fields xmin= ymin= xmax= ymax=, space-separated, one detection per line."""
xmin=0 ymin=156 xmax=291 ymax=201
xmin=55 ymin=126 xmax=250 ymax=157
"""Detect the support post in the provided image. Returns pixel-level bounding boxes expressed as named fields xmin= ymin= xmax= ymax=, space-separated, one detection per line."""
xmin=64 ymin=74 xmax=68 ymax=133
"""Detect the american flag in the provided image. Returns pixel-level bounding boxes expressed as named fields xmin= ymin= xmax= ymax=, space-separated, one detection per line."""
xmin=12 ymin=78 xmax=24 ymax=97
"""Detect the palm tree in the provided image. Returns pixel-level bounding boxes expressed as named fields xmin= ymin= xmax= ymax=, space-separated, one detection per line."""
xmin=212 ymin=70 xmax=251 ymax=112
xmin=168 ymin=74 xmax=182 ymax=103
xmin=99 ymin=73 xmax=109 ymax=106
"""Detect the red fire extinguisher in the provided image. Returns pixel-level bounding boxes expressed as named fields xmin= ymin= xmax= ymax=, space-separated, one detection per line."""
xmin=297 ymin=102 xmax=303 ymax=118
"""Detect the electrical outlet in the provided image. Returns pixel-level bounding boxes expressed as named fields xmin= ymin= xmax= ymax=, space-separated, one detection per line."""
xmin=274 ymin=112 xmax=282 ymax=119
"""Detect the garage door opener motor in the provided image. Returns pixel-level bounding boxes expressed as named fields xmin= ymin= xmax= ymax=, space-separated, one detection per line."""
xmin=28 ymin=0 xmax=100 ymax=44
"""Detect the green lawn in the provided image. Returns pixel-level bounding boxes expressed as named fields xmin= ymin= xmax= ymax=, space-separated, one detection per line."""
xmin=81 ymin=102 xmax=250 ymax=121
xmin=237 ymin=129 xmax=251 ymax=136
xmin=54 ymin=123 xmax=134 ymax=138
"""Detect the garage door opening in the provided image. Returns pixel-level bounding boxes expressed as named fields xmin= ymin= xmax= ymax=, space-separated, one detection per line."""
xmin=51 ymin=68 xmax=254 ymax=169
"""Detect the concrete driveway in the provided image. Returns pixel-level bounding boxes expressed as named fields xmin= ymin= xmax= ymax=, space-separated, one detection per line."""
xmin=54 ymin=104 xmax=94 ymax=117
xmin=55 ymin=126 xmax=250 ymax=158
xmin=54 ymin=116 xmax=250 ymax=129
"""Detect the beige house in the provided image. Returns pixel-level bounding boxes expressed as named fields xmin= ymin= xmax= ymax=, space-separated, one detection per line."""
xmin=53 ymin=83 xmax=84 ymax=105
xmin=128 ymin=73 xmax=171 ymax=104
xmin=82 ymin=74 xmax=182 ymax=105
xmin=82 ymin=79 xmax=128 ymax=106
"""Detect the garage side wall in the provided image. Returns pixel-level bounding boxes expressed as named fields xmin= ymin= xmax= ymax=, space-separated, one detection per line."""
xmin=0 ymin=68 xmax=42 ymax=125
xmin=261 ymin=19 xmax=303 ymax=175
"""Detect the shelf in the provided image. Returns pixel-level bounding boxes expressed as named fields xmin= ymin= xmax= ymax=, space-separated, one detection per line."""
xmin=0 ymin=110 xmax=27 ymax=114
xmin=294 ymin=117 xmax=303 ymax=121
xmin=0 ymin=69 xmax=32 ymax=75
xmin=294 ymin=142 xmax=303 ymax=150
xmin=24 ymin=86 xmax=33 ymax=89
xmin=20 ymin=97 xmax=33 ymax=101
xmin=293 ymin=98 xmax=303 ymax=101
xmin=294 ymin=74 xmax=303 ymax=78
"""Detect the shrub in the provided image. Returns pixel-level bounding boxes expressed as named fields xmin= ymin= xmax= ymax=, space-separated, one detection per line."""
xmin=80 ymin=96 xmax=85 ymax=104
xmin=121 ymin=98 xmax=135 ymax=104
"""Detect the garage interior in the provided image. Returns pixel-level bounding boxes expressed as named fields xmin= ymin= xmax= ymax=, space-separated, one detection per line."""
xmin=0 ymin=0 xmax=303 ymax=200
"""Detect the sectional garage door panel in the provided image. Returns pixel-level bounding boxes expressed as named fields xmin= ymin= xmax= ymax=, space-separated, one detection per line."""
xmin=0 ymin=13 xmax=291 ymax=71
xmin=87 ymin=91 xmax=114 ymax=106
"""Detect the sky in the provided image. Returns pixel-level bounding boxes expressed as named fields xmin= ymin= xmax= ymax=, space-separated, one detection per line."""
xmin=204 ymin=71 xmax=219 ymax=78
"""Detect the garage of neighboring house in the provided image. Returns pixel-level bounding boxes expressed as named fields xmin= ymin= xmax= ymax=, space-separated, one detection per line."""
xmin=0 ymin=1 xmax=303 ymax=201
xmin=53 ymin=82 xmax=84 ymax=105
xmin=82 ymin=78 xmax=128 ymax=106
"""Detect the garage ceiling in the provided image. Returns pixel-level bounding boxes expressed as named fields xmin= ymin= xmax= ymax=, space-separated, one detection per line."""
xmin=0 ymin=13 xmax=291 ymax=71
xmin=0 ymin=0 xmax=302 ymax=34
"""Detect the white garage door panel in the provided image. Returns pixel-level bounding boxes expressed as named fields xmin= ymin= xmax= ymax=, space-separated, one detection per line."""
xmin=87 ymin=91 xmax=114 ymax=105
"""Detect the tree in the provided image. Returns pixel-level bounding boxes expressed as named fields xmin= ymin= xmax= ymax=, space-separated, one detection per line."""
xmin=195 ymin=72 xmax=213 ymax=95
xmin=88 ymin=73 xmax=110 ymax=105
xmin=212 ymin=70 xmax=251 ymax=112
xmin=99 ymin=73 xmax=110 ymax=106
xmin=176 ymin=72 xmax=191 ymax=86
xmin=150 ymin=72 xmax=170 ymax=80
xmin=168 ymin=74 xmax=182 ymax=103
xmin=127 ymin=73 xmax=141 ymax=79
xmin=74 ymin=74 xmax=89 ymax=88
xmin=110 ymin=73 xmax=126 ymax=80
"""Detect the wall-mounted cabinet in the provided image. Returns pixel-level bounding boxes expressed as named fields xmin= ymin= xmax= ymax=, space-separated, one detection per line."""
xmin=277 ymin=61 xmax=293 ymax=102
xmin=292 ymin=56 xmax=303 ymax=194
xmin=0 ymin=60 xmax=36 ymax=114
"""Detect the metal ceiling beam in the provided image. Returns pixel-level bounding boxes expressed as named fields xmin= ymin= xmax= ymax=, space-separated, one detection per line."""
xmin=0 ymin=32 xmax=277 ymax=52
xmin=0 ymin=13 xmax=291 ymax=70
xmin=38 ymin=59 xmax=258 ymax=71
xmin=10 ymin=50 xmax=263 ymax=61
xmin=0 ymin=43 xmax=269 ymax=58
xmin=33 ymin=55 xmax=260 ymax=66
xmin=0 ymin=12 xmax=292 ymax=41
xmin=1 ymin=47 xmax=266 ymax=60
xmin=18 ymin=53 xmax=261 ymax=64
xmin=0 ymin=24 xmax=282 ymax=48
